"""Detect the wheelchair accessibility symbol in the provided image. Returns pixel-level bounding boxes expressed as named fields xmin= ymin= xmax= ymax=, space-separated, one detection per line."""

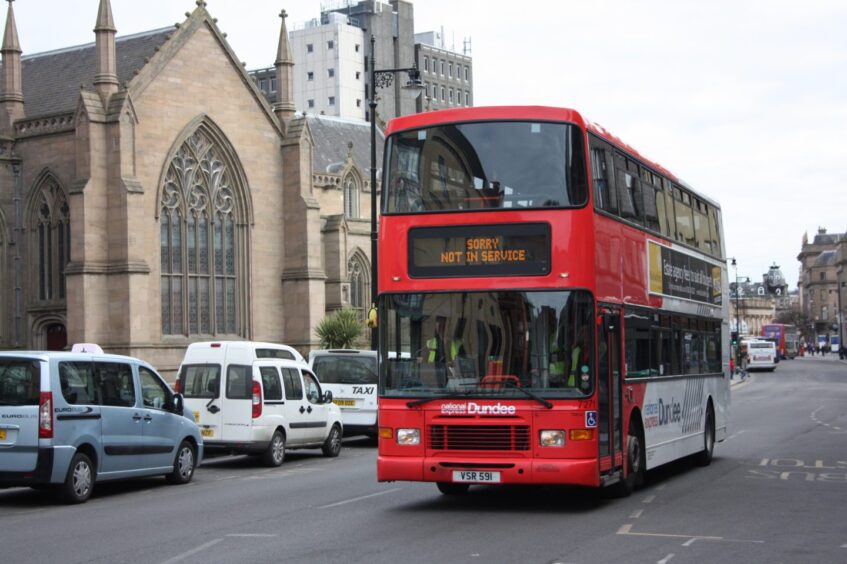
xmin=585 ymin=411 xmax=597 ymax=428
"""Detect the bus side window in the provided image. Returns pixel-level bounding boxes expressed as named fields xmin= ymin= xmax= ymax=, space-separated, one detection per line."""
xmin=673 ymin=186 xmax=695 ymax=246
xmin=693 ymin=198 xmax=711 ymax=254
xmin=661 ymin=178 xmax=677 ymax=240
xmin=590 ymin=144 xmax=617 ymax=214
xmin=615 ymin=153 xmax=640 ymax=222
xmin=642 ymin=169 xmax=661 ymax=233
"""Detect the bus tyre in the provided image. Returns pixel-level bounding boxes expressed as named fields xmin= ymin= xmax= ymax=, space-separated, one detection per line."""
xmin=166 ymin=440 xmax=196 ymax=484
xmin=263 ymin=431 xmax=286 ymax=467
xmin=59 ymin=452 xmax=94 ymax=504
xmin=437 ymin=482 xmax=470 ymax=496
xmin=322 ymin=425 xmax=342 ymax=457
xmin=608 ymin=422 xmax=644 ymax=498
xmin=696 ymin=406 xmax=715 ymax=467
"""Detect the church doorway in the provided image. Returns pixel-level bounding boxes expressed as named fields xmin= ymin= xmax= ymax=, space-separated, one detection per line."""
xmin=45 ymin=323 xmax=67 ymax=351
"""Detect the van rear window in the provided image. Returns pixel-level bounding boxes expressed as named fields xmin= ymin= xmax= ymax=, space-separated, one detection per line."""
xmin=179 ymin=365 xmax=221 ymax=399
xmin=0 ymin=359 xmax=40 ymax=406
xmin=312 ymin=356 xmax=377 ymax=385
xmin=256 ymin=349 xmax=297 ymax=360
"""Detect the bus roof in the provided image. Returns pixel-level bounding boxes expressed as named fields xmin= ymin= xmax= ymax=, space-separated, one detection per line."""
xmin=385 ymin=105 xmax=721 ymax=211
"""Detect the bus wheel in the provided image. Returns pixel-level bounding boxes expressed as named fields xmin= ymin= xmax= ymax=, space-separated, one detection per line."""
xmin=437 ymin=482 xmax=470 ymax=496
xmin=608 ymin=421 xmax=644 ymax=498
xmin=696 ymin=406 xmax=715 ymax=467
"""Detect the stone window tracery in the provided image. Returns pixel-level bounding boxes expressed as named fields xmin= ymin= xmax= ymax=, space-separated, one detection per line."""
xmin=343 ymin=174 xmax=359 ymax=219
xmin=32 ymin=177 xmax=70 ymax=302
xmin=160 ymin=129 xmax=242 ymax=336
xmin=348 ymin=252 xmax=369 ymax=315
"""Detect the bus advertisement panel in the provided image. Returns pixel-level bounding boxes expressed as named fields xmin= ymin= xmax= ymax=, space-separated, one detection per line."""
xmin=376 ymin=106 xmax=729 ymax=498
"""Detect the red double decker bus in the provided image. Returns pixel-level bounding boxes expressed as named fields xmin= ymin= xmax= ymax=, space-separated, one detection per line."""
xmin=761 ymin=323 xmax=799 ymax=359
xmin=376 ymin=106 xmax=730 ymax=496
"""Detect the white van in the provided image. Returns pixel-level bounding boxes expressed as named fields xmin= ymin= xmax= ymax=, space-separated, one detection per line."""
xmin=308 ymin=350 xmax=378 ymax=438
xmin=177 ymin=342 xmax=343 ymax=466
xmin=0 ymin=349 xmax=202 ymax=504
xmin=743 ymin=339 xmax=777 ymax=372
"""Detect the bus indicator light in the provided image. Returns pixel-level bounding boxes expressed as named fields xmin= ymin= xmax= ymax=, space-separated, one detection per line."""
xmin=569 ymin=429 xmax=593 ymax=441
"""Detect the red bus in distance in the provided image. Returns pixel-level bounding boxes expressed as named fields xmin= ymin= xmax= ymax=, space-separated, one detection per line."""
xmin=376 ymin=106 xmax=730 ymax=497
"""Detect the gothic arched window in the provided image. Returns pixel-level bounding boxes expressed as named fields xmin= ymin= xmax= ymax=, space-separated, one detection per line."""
xmin=348 ymin=252 xmax=369 ymax=314
xmin=32 ymin=177 xmax=70 ymax=301
xmin=343 ymin=174 xmax=359 ymax=219
xmin=160 ymin=128 xmax=245 ymax=336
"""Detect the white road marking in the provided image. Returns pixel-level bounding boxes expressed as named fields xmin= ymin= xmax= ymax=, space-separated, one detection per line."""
xmin=657 ymin=554 xmax=675 ymax=564
xmin=319 ymin=487 xmax=402 ymax=508
xmin=158 ymin=538 xmax=222 ymax=564
xmin=682 ymin=537 xmax=698 ymax=547
xmin=226 ymin=534 xmax=278 ymax=537
xmin=617 ymin=525 xmax=763 ymax=544
xmin=656 ymin=484 xmax=667 ymax=491
xmin=630 ymin=509 xmax=644 ymax=519
xmin=642 ymin=495 xmax=656 ymax=504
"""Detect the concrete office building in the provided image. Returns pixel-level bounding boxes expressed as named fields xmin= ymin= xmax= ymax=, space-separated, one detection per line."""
xmin=415 ymin=30 xmax=473 ymax=111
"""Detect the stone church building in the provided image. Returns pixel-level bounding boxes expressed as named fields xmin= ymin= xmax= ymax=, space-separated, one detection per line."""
xmin=0 ymin=0 xmax=380 ymax=375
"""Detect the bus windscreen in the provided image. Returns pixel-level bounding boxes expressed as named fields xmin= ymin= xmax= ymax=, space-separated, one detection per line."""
xmin=384 ymin=121 xmax=587 ymax=213
xmin=380 ymin=290 xmax=594 ymax=399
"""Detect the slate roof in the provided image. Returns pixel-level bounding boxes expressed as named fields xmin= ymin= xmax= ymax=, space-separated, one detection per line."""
xmin=813 ymin=250 xmax=836 ymax=267
xmin=17 ymin=27 xmax=175 ymax=118
xmin=305 ymin=114 xmax=383 ymax=177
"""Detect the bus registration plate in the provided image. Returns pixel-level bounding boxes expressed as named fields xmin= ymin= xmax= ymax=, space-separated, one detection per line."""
xmin=453 ymin=470 xmax=500 ymax=483
xmin=0 ymin=429 xmax=6 ymax=441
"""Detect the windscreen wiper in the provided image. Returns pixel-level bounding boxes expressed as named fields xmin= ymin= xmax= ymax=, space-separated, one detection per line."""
xmin=498 ymin=380 xmax=553 ymax=409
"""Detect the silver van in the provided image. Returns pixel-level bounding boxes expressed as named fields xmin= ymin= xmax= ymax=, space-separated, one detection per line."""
xmin=0 ymin=350 xmax=203 ymax=503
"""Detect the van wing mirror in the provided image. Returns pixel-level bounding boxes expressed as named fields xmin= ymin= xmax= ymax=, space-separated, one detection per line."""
xmin=323 ymin=390 xmax=334 ymax=404
xmin=173 ymin=393 xmax=184 ymax=415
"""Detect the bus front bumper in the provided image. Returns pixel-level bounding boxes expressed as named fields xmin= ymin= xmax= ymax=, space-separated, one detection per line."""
xmin=377 ymin=455 xmax=599 ymax=487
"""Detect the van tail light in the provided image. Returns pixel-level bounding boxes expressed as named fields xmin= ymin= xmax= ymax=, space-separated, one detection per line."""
xmin=252 ymin=381 xmax=262 ymax=419
xmin=39 ymin=392 xmax=53 ymax=439
xmin=174 ymin=378 xmax=181 ymax=394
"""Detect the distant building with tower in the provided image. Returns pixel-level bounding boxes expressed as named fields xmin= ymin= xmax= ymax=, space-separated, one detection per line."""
xmin=797 ymin=227 xmax=847 ymax=344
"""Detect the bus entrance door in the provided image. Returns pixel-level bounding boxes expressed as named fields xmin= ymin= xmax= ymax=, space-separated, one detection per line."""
xmin=597 ymin=308 xmax=624 ymax=481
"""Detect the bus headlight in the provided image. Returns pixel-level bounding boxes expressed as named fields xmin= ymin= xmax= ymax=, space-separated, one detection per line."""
xmin=540 ymin=430 xmax=565 ymax=447
xmin=397 ymin=428 xmax=421 ymax=445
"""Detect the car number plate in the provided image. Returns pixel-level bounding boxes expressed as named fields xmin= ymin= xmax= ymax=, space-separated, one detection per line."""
xmin=333 ymin=399 xmax=356 ymax=407
xmin=452 ymin=470 xmax=500 ymax=483
xmin=0 ymin=429 xmax=6 ymax=441
xmin=200 ymin=428 xmax=214 ymax=438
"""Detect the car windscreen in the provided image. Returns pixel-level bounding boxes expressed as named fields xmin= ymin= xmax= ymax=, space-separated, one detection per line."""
xmin=384 ymin=120 xmax=587 ymax=213
xmin=311 ymin=356 xmax=377 ymax=385
xmin=0 ymin=359 xmax=40 ymax=406
xmin=179 ymin=364 xmax=221 ymax=398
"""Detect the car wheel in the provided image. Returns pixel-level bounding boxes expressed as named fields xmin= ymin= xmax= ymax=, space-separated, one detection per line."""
xmin=59 ymin=452 xmax=94 ymax=504
xmin=166 ymin=440 xmax=196 ymax=484
xmin=263 ymin=431 xmax=286 ymax=467
xmin=696 ymin=407 xmax=715 ymax=467
xmin=321 ymin=425 xmax=342 ymax=457
xmin=436 ymin=482 xmax=470 ymax=496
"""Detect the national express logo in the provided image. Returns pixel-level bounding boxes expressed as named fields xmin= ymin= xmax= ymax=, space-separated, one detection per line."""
xmin=440 ymin=402 xmax=517 ymax=416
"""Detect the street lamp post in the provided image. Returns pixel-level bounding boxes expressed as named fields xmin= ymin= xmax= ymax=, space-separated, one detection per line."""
xmin=368 ymin=35 xmax=423 ymax=350
xmin=731 ymin=258 xmax=740 ymax=367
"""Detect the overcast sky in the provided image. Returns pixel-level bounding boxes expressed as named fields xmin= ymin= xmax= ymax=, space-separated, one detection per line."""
xmin=9 ymin=0 xmax=847 ymax=288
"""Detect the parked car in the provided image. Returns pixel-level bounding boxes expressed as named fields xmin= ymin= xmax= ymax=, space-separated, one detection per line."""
xmin=309 ymin=350 xmax=378 ymax=438
xmin=0 ymin=347 xmax=202 ymax=504
xmin=177 ymin=341 xmax=343 ymax=466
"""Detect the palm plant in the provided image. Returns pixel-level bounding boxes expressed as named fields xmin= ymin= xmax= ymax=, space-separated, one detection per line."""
xmin=315 ymin=308 xmax=364 ymax=349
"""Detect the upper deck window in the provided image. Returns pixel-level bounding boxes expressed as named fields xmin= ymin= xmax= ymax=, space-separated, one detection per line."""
xmin=385 ymin=121 xmax=587 ymax=213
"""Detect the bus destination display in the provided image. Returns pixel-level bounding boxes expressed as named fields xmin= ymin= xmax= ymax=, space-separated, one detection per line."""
xmin=409 ymin=223 xmax=550 ymax=277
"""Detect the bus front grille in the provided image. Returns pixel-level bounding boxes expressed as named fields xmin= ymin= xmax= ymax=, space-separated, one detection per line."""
xmin=429 ymin=425 xmax=531 ymax=451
